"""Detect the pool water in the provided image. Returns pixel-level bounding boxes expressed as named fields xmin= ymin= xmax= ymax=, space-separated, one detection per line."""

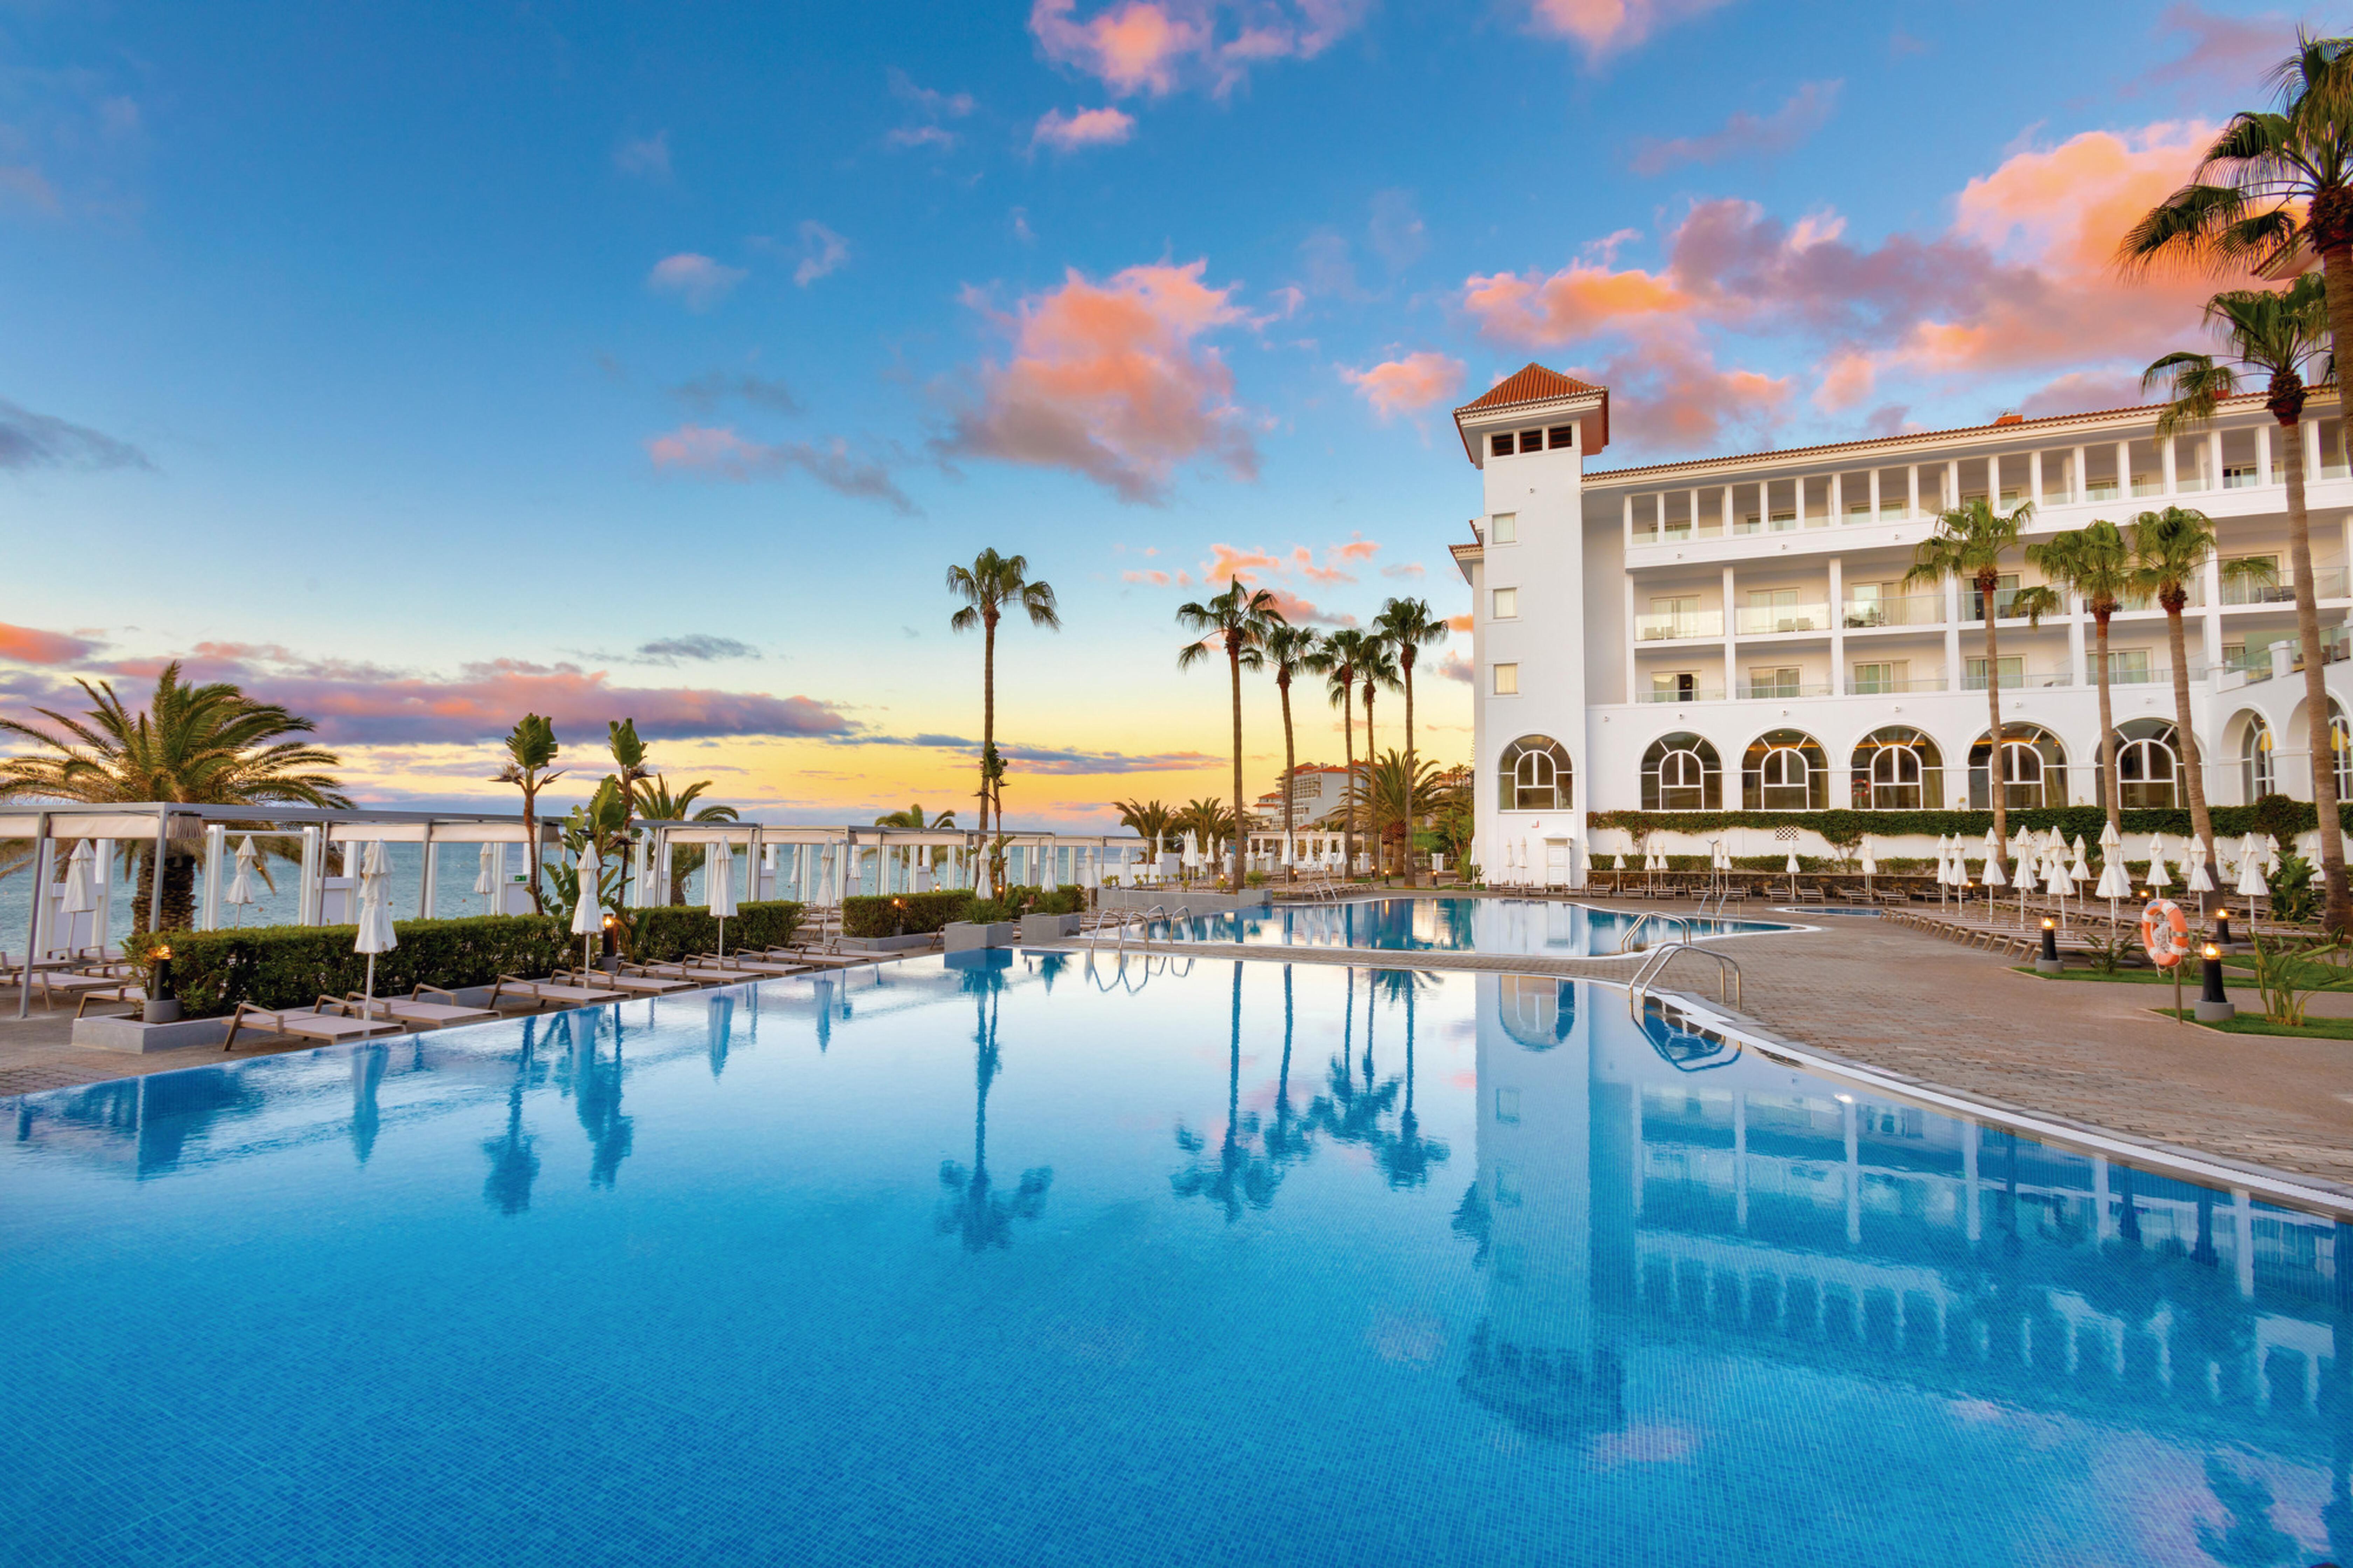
xmin=1180 ymin=895 xmax=1790 ymax=956
xmin=2 ymin=956 xmax=2344 ymax=1567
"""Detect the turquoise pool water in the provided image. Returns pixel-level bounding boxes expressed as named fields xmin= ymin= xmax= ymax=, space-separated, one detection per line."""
xmin=1179 ymin=895 xmax=1790 ymax=956
xmin=2 ymin=956 xmax=2344 ymax=1566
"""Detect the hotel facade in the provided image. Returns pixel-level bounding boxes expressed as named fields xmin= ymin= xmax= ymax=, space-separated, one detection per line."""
xmin=1452 ymin=364 xmax=2353 ymax=881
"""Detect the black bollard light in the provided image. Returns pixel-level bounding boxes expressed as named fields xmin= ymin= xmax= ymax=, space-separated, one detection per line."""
xmin=2213 ymin=908 xmax=2235 ymax=949
xmin=2194 ymin=941 xmax=2235 ymax=1023
xmin=144 ymin=942 xmax=181 ymax=1024
xmin=600 ymin=912 xmax=618 ymax=963
xmin=2036 ymin=917 xmax=2061 ymax=975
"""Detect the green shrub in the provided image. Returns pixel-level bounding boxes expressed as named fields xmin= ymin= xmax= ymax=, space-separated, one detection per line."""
xmin=958 ymin=885 xmax=1087 ymax=925
xmin=842 ymin=890 xmax=974 ymax=937
xmin=2267 ymin=851 xmax=2322 ymax=925
xmin=632 ymin=900 xmax=802 ymax=961
xmin=126 ymin=914 xmax=574 ymax=1019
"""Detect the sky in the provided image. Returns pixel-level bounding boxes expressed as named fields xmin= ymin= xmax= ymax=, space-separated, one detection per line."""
xmin=0 ymin=0 xmax=2317 ymax=829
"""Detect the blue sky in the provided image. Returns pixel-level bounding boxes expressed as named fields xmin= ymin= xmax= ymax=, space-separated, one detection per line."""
xmin=0 ymin=0 xmax=2307 ymax=825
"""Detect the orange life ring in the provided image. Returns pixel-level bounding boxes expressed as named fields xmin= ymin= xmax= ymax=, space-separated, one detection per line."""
xmin=2139 ymin=899 xmax=2191 ymax=968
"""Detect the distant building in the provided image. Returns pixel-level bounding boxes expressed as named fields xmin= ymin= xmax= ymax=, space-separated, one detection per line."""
xmin=1248 ymin=762 xmax=1357 ymax=830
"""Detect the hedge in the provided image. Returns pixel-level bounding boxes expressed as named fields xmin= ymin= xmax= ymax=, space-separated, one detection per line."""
xmin=122 ymin=902 xmax=804 ymax=1018
xmin=843 ymin=891 xmax=974 ymax=938
xmin=1590 ymin=797 xmax=2318 ymax=844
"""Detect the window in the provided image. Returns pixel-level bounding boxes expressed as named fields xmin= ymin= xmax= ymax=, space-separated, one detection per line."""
xmin=1492 ymin=587 xmax=1518 ymax=620
xmin=1851 ymin=726 xmax=1943 ymax=809
xmin=1968 ymin=724 xmax=2067 ymax=809
xmin=1748 ymin=666 xmax=1801 ymax=698
xmin=1742 ymin=728 xmax=1829 ymax=810
xmin=2334 ymin=702 xmax=2352 ymax=799
xmin=1965 ymin=656 xmax=2023 ymax=690
xmin=1492 ymin=662 xmax=1519 ymax=695
xmin=1968 ymin=572 xmax=2020 ymax=621
xmin=1497 ymin=735 xmax=1572 ymax=811
xmin=1651 ymin=671 xmax=1699 ymax=702
xmin=2112 ymin=718 xmax=2179 ymax=808
xmin=2243 ymin=715 xmax=2276 ymax=801
xmin=1490 ymin=432 xmax=1513 ymax=458
xmin=2224 ymin=464 xmax=2258 ymax=489
xmin=1641 ymin=732 xmax=1722 ymax=810
xmin=1490 ymin=512 xmax=1517 ymax=545
xmin=2107 ymin=648 xmax=2152 ymax=684
xmin=1519 ymin=427 xmax=1545 ymax=453
xmin=1547 ymin=425 xmax=1575 ymax=451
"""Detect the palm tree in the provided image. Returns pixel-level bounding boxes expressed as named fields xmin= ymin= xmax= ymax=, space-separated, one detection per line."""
xmin=1364 ymin=750 xmax=1444 ymax=868
xmin=1262 ymin=623 xmax=1321 ymax=882
xmin=2129 ymin=506 xmax=2275 ymax=887
xmin=1355 ymin=639 xmax=1400 ymax=877
xmin=1371 ymin=598 xmax=1449 ymax=887
xmin=1904 ymin=497 xmax=2034 ymax=870
xmin=946 ymin=549 xmax=1060 ymax=890
xmin=1112 ymin=796 xmax=1175 ymax=857
xmin=874 ymin=803 xmax=955 ymax=829
xmin=605 ymin=719 xmax=651 ymax=909
xmin=2144 ymin=275 xmax=2350 ymax=929
xmin=0 ymin=663 xmax=348 ymax=932
xmin=631 ymin=774 xmax=738 ymax=905
xmin=491 ymin=713 xmax=562 ymax=914
xmin=1307 ymin=629 xmax=1371 ymax=878
xmin=2025 ymin=522 xmax=2137 ymax=838
xmin=1173 ymin=797 xmax=1239 ymax=858
xmin=1175 ymin=583 xmax=1283 ymax=892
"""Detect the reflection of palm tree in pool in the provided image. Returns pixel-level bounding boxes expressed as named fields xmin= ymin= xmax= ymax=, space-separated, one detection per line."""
xmin=1172 ymin=963 xmax=1297 ymax=1220
xmin=482 ymin=1019 xmax=543 ymax=1216
xmin=2194 ymin=1457 xmax=2303 ymax=1567
xmin=938 ymin=966 xmax=1051 ymax=1250
xmin=1311 ymin=966 xmax=1401 ymax=1155
xmin=558 ymin=1009 xmax=634 ymax=1189
xmin=348 ymin=1041 xmax=388 ymax=1165
xmin=707 ymin=993 xmax=735 ymax=1078
xmin=1260 ymin=966 xmax=1315 ymax=1170
xmin=1370 ymin=971 xmax=1449 ymax=1189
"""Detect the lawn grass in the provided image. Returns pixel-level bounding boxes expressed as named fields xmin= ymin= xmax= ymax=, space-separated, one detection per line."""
xmin=2008 ymin=965 xmax=2253 ymax=987
xmin=2151 ymin=1007 xmax=2353 ymax=1039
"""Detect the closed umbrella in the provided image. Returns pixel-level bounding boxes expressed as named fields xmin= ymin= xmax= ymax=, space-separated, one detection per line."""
xmin=570 ymin=841 xmax=604 ymax=974
xmin=355 ymin=842 xmax=397 ymax=1021
xmin=1783 ymin=848 xmax=1801 ymax=901
xmin=225 ymin=835 xmax=261 ymax=927
xmin=474 ymin=842 xmax=500 ymax=912
xmin=1858 ymin=836 xmax=1877 ymax=899
xmin=2234 ymin=843 xmax=2268 ymax=899
xmin=2185 ymin=851 xmax=2216 ymax=895
xmin=1980 ymin=847 xmax=2006 ymax=919
xmin=2264 ymin=832 xmax=2283 ymax=871
xmin=707 ymin=841 xmax=739 ymax=957
xmin=2146 ymin=849 xmax=2172 ymax=894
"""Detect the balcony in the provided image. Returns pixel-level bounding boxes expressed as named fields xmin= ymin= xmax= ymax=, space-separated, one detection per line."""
xmin=1639 ymin=685 xmax=1724 ymax=703
xmin=1734 ymin=602 xmax=1832 ymax=635
xmin=1843 ymin=594 xmax=1943 ymax=629
xmin=1848 ymin=675 xmax=1948 ymax=694
xmin=1635 ymin=610 xmax=1723 ymax=641
xmin=1963 ymin=668 xmax=2074 ymax=691
xmin=1745 ymin=680 xmax=1834 ymax=698
xmin=2117 ymin=583 xmax=2205 ymax=612
xmin=2220 ymin=566 xmax=2351 ymax=605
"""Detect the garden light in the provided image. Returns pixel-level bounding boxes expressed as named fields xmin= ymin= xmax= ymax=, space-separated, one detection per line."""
xmin=2195 ymin=942 xmax=2234 ymax=1024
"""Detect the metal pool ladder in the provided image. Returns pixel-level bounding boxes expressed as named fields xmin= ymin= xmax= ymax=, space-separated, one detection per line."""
xmin=1626 ymin=941 xmax=1743 ymax=1017
xmin=1618 ymin=911 xmax=1694 ymax=953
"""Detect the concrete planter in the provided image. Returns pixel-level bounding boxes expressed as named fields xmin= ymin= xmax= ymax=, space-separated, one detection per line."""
xmin=1097 ymin=886 xmax=1268 ymax=915
xmin=942 ymin=921 xmax=1016 ymax=952
xmin=73 ymin=1015 xmax=234 ymax=1054
xmin=1019 ymin=912 xmax=1081 ymax=942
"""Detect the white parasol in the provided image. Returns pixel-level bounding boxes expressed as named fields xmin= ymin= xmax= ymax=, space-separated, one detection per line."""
xmin=570 ymin=840 xmax=604 ymax=974
xmin=354 ymin=841 xmax=398 ymax=1020
xmin=226 ymin=835 xmax=261 ymax=926
xmin=707 ymin=840 xmax=739 ymax=957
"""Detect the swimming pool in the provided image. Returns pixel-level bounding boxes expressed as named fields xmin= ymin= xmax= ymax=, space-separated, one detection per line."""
xmin=2 ymin=956 xmax=2341 ymax=1566
xmin=1178 ymin=895 xmax=1791 ymax=956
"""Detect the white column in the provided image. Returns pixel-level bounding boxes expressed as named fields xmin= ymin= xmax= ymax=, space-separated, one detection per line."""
xmin=1943 ymin=574 xmax=1963 ymax=690
xmin=1829 ymin=470 xmax=1843 ymax=523
xmin=1869 ymin=467 xmax=1882 ymax=520
xmin=2257 ymin=423 xmax=2274 ymax=489
xmin=2029 ymin=449 xmax=2043 ymax=507
xmin=1907 ymin=464 xmax=1920 ymax=517
xmin=200 ymin=823 xmax=227 ymax=932
xmin=418 ymin=825 xmax=438 ymax=920
xmin=93 ymin=841 xmax=114 ymax=952
xmin=1828 ymin=555 xmax=1845 ymax=695
xmin=1945 ymin=458 xmax=1960 ymax=513
xmin=1622 ymin=493 xmax=1633 ymax=544
xmin=2119 ymin=439 xmax=2134 ymax=498
xmin=2162 ymin=433 xmax=2178 ymax=495
xmin=1624 ymin=573 xmax=1638 ymax=705
xmin=298 ymin=825 xmax=323 ymax=926
xmin=2073 ymin=444 xmax=2088 ymax=503
xmin=1720 ymin=484 xmax=1733 ymax=535
xmin=2202 ymin=551 xmax=2225 ymax=677
xmin=1988 ymin=452 xmax=2002 ymax=509
xmin=2306 ymin=418 xmax=2323 ymax=485
xmin=1722 ymin=563 xmax=1738 ymax=699
xmin=1689 ymin=486 xmax=1702 ymax=538
xmin=2211 ymin=429 xmax=2226 ymax=495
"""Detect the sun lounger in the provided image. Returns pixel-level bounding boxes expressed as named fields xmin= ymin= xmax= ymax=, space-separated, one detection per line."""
xmin=554 ymin=967 xmax=697 ymax=996
xmin=490 ymin=974 xmax=621 ymax=1009
xmin=343 ymin=985 xmax=499 ymax=1029
xmin=223 ymin=998 xmax=407 ymax=1051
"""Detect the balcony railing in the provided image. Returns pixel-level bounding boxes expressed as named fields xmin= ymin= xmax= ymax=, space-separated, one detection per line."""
xmin=1640 ymin=685 xmax=1724 ymax=703
xmin=1745 ymin=681 xmax=1834 ymax=698
xmin=2115 ymin=583 xmax=2205 ymax=612
xmin=1734 ymin=602 xmax=1832 ymax=635
xmin=1635 ymin=610 xmax=1722 ymax=641
xmin=2220 ymin=566 xmax=2352 ymax=605
xmin=1842 ymin=594 xmax=1943 ymax=628
xmin=1963 ymin=668 xmax=2075 ymax=690
xmin=1847 ymin=675 xmax=1947 ymax=694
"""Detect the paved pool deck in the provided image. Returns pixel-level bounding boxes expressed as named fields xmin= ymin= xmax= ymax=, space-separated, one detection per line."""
xmin=5 ymin=898 xmax=2348 ymax=1199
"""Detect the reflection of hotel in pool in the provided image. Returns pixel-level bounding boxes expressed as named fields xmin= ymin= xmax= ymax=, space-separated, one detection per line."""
xmin=1461 ymin=973 xmax=2342 ymax=1452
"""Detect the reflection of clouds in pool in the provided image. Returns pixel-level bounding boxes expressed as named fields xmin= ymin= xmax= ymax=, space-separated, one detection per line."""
xmin=1587 ymin=1424 xmax=1698 ymax=1469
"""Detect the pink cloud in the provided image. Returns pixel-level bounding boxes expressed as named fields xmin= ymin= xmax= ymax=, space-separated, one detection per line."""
xmin=1342 ymin=351 xmax=1465 ymax=419
xmin=1029 ymin=0 xmax=1368 ymax=98
xmin=886 ymin=124 xmax=957 ymax=151
xmin=1444 ymin=613 xmax=1472 ymax=632
xmin=0 ymin=622 xmax=104 ymax=666
xmin=1435 ymin=651 xmax=1473 ymax=683
xmin=1259 ymin=587 xmax=1355 ymax=627
xmin=1033 ymin=106 xmax=1137 ymax=151
xmin=2128 ymin=5 xmax=2296 ymax=99
xmin=1462 ymin=257 xmax=1689 ymax=346
xmin=1525 ymin=0 xmax=1732 ymax=58
xmin=645 ymin=425 xmax=914 ymax=512
xmin=645 ymin=252 xmax=746 ymax=311
xmin=1329 ymin=536 xmax=1378 ymax=564
xmin=944 ymin=259 xmax=1255 ymax=503
xmin=1628 ymin=80 xmax=1839 ymax=175
xmin=1123 ymin=568 xmax=1174 ymax=585
xmin=1206 ymin=543 xmax=1282 ymax=582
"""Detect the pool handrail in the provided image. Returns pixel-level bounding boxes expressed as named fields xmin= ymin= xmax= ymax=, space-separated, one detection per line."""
xmin=1626 ymin=941 xmax=1743 ymax=1016
xmin=1619 ymin=911 xmax=1695 ymax=953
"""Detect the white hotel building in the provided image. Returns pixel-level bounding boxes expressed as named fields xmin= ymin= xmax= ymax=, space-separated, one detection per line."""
xmin=1452 ymin=364 xmax=2353 ymax=881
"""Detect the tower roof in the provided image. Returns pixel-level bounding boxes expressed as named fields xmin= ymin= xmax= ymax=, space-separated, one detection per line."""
xmin=1452 ymin=363 xmax=1609 ymax=463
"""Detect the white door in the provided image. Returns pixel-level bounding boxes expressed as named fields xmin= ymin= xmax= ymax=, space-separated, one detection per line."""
xmin=1545 ymin=840 xmax=1569 ymax=887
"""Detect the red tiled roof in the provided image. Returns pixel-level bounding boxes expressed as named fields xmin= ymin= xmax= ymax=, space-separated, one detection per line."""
xmin=1454 ymin=363 xmax=1603 ymax=414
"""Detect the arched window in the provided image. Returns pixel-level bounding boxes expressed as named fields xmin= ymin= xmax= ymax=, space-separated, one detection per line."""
xmin=2112 ymin=718 xmax=2181 ymax=809
xmin=1849 ymin=726 xmax=1943 ymax=809
xmin=1967 ymin=724 xmax=2067 ymax=809
xmin=2242 ymin=714 xmax=2276 ymax=801
xmin=1741 ymin=728 xmax=1829 ymax=810
xmin=1641 ymin=732 xmax=1721 ymax=811
xmin=1497 ymin=974 xmax=1572 ymax=1051
xmin=1496 ymin=735 xmax=1573 ymax=812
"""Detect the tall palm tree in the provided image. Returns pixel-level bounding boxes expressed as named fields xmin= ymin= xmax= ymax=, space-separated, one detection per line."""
xmin=1371 ymin=598 xmax=1449 ymax=887
xmin=1175 ymin=584 xmax=1283 ymax=893
xmin=2129 ymin=507 xmax=2275 ymax=887
xmin=1904 ymin=497 xmax=2034 ymax=870
xmin=0 ymin=663 xmax=348 ymax=932
xmin=605 ymin=719 xmax=651 ymax=907
xmin=2026 ymin=521 xmax=2137 ymax=838
xmin=2144 ymin=275 xmax=2350 ymax=929
xmin=1173 ymin=797 xmax=1240 ymax=857
xmin=631 ymin=774 xmax=738 ymax=905
xmin=1355 ymin=639 xmax=1400 ymax=877
xmin=946 ymin=549 xmax=1060 ymax=888
xmin=1307 ymin=629 xmax=1370 ymax=878
xmin=1364 ymin=750 xmax=1443 ymax=866
xmin=1262 ymin=623 xmax=1321 ymax=882
xmin=1111 ymin=796 xmax=1175 ymax=858
xmin=491 ymin=713 xmax=563 ymax=914
xmin=873 ymin=803 xmax=955 ymax=829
